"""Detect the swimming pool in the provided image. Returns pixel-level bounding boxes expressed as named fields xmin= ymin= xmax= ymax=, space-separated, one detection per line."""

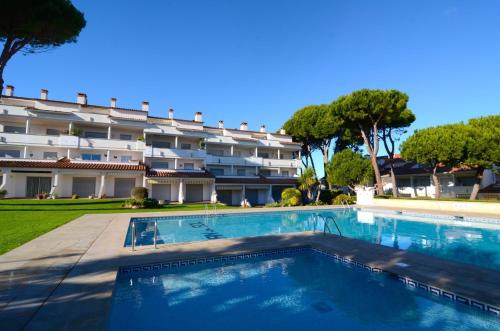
xmin=108 ymin=249 xmax=499 ymax=330
xmin=125 ymin=209 xmax=500 ymax=270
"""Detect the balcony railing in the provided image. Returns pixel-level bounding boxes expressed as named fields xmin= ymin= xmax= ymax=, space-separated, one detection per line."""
xmin=262 ymin=158 xmax=301 ymax=168
xmin=144 ymin=146 xmax=207 ymax=159
xmin=0 ymin=132 xmax=145 ymax=151
xmin=206 ymin=155 xmax=263 ymax=166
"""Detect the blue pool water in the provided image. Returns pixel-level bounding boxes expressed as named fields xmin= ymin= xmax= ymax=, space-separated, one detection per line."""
xmin=125 ymin=209 xmax=500 ymax=270
xmin=108 ymin=250 xmax=499 ymax=331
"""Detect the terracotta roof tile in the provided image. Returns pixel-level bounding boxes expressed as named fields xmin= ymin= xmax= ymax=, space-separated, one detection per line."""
xmin=146 ymin=170 xmax=214 ymax=178
xmin=0 ymin=158 xmax=146 ymax=171
xmin=215 ymin=176 xmax=297 ymax=185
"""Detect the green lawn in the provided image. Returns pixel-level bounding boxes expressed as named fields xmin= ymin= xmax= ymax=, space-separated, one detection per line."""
xmin=0 ymin=199 xmax=233 ymax=255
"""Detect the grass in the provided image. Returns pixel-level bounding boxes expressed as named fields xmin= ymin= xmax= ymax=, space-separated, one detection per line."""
xmin=0 ymin=199 xmax=233 ymax=255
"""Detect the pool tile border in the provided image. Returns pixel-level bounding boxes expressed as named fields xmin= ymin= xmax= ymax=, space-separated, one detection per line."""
xmin=118 ymin=246 xmax=499 ymax=317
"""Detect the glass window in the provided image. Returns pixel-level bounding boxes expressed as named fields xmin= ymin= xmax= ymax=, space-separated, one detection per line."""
xmin=258 ymin=152 xmax=270 ymax=158
xmin=120 ymin=134 xmax=132 ymax=141
xmin=3 ymin=125 xmax=25 ymax=133
xmin=43 ymin=152 xmax=58 ymax=159
xmin=260 ymin=169 xmax=271 ymax=176
xmin=84 ymin=131 xmax=107 ymax=139
xmin=397 ymin=178 xmax=411 ymax=187
xmin=210 ymin=168 xmax=224 ymax=176
xmin=82 ymin=154 xmax=101 ymax=161
xmin=282 ymin=171 xmax=289 ymax=177
xmin=208 ymin=149 xmax=224 ymax=156
xmin=152 ymin=141 xmax=171 ymax=148
xmin=181 ymin=143 xmax=191 ymax=150
xmin=183 ymin=163 xmax=194 ymax=170
xmin=120 ymin=155 xmax=132 ymax=163
xmin=151 ymin=161 xmax=169 ymax=169
xmin=46 ymin=128 xmax=61 ymax=136
xmin=413 ymin=176 xmax=431 ymax=187
xmin=0 ymin=150 xmax=21 ymax=158
xmin=237 ymin=169 xmax=246 ymax=176
xmin=455 ymin=176 xmax=476 ymax=186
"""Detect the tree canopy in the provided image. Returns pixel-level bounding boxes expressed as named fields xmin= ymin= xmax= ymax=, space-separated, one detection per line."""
xmin=327 ymin=149 xmax=372 ymax=190
xmin=334 ymin=89 xmax=413 ymax=195
xmin=400 ymin=123 xmax=466 ymax=198
xmin=0 ymin=0 xmax=86 ymax=91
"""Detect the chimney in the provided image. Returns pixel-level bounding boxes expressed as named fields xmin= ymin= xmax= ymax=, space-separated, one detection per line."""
xmin=110 ymin=97 xmax=117 ymax=108
xmin=260 ymin=124 xmax=267 ymax=133
xmin=40 ymin=89 xmax=48 ymax=100
xmin=240 ymin=122 xmax=248 ymax=131
xmin=280 ymin=128 xmax=286 ymax=135
xmin=194 ymin=111 xmax=203 ymax=122
xmin=5 ymin=85 xmax=14 ymax=97
xmin=141 ymin=101 xmax=149 ymax=112
xmin=168 ymin=108 xmax=174 ymax=119
xmin=218 ymin=120 xmax=224 ymax=129
xmin=77 ymin=92 xmax=87 ymax=105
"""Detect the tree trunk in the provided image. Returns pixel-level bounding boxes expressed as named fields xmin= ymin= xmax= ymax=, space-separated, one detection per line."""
xmin=371 ymin=155 xmax=384 ymax=196
xmin=469 ymin=167 xmax=484 ymax=200
xmin=359 ymin=125 xmax=384 ymax=196
xmin=389 ymin=162 xmax=398 ymax=197
xmin=432 ymin=166 xmax=441 ymax=199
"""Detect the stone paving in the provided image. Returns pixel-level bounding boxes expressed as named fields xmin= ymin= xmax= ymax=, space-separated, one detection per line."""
xmin=0 ymin=205 xmax=499 ymax=330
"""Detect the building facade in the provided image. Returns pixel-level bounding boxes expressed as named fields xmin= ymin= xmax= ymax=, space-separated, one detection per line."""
xmin=378 ymin=156 xmax=499 ymax=199
xmin=0 ymin=86 xmax=301 ymax=205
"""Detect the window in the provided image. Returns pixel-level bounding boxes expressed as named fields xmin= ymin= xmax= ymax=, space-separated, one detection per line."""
xmin=282 ymin=171 xmax=289 ymax=177
xmin=237 ymin=169 xmax=246 ymax=176
xmin=151 ymin=161 xmax=169 ymax=169
xmin=3 ymin=125 xmax=25 ymax=133
xmin=43 ymin=152 xmax=58 ymax=160
xmin=183 ymin=163 xmax=194 ymax=170
xmin=0 ymin=150 xmax=21 ymax=158
xmin=84 ymin=131 xmax=107 ymax=139
xmin=455 ymin=176 xmax=476 ymax=186
xmin=46 ymin=128 xmax=61 ymax=136
xmin=397 ymin=178 xmax=411 ymax=188
xmin=208 ymin=149 xmax=224 ymax=156
xmin=120 ymin=134 xmax=132 ymax=141
xmin=181 ymin=143 xmax=191 ymax=150
xmin=414 ymin=176 xmax=431 ymax=187
xmin=260 ymin=169 xmax=271 ymax=176
xmin=120 ymin=155 xmax=132 ymax=163
xmin=210 ymin=168 xmax=224 ymax=176
xmin=258 ymin=152 xmax=270 ymax=158
xmin=81 ymin=154 xmax=101 ymax=161
xmin=234 ymin=151 xmax=242 ymax=157
xmin=152 ymin=141 xmax=171 ymax=148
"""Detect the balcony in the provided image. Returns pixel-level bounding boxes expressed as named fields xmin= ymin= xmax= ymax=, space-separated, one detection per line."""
xmin=262 ymin=158 xmax=301 ymax=168
xmin=206 ymin=154 xmax=263 ymax=166
xmin=0 ymin=132 xmax=145 ymax=151
xmin=144 ymin=146 xmax=207 ymax=159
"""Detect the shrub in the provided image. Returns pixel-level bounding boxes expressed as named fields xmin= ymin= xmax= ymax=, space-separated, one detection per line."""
xmin=318 ymin=189 xmax=343 ymax=204
xmin=131 ymin=187 xmax=148 ymax=200
xmin=123 ymin=198 xmax=160 ymax=209
xmin=332 ymin=194 xmax=355 ymax=205
xmin=0 ymin=189 xmax=7 ymax=199
xmin=281 ymin=188 xmax=301 ymax=206
xmin=264 ymin=202 xmax=281 ymax=208
xmin=72 ymin=194 xmax=80 ymax=199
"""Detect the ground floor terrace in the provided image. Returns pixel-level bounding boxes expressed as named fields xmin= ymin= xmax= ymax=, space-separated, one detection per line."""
xmin=0 ymin=161 xmax=297 ymax=204
xmin=0 ymin=206 xmax=498 ymax=330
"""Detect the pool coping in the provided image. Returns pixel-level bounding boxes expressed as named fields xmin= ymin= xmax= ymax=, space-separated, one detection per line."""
xmin=1 ymin=205 xmax=499 ymax=330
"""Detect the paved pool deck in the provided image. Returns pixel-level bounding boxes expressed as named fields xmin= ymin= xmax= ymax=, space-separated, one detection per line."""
xmin=0 ymin=205 xmax=499 ymax=330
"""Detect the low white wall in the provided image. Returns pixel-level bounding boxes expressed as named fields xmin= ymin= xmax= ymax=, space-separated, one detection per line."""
xmin=367 ymin=198 xmax=500 ymax=215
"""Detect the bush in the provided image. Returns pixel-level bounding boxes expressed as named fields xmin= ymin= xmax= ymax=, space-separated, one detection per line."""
xmin=281 ymin=188 xmax=301 ymax=206
xmin=375 ymin=194 xmax=392 ymax=199
xmin=131 ymin=187 xmax=148 ymax=199
xmin=332 ymin=194 xmax=355 ymax=205
xmin=0 ymin=189 xmax=7 ymax=199
xmin=264 ymin=202 xmax=281 ymax=208
xmin=318 ymin=189 xmax=343 ymax=204
xmin=123 ymin=198 xmax=160 ymax=209
xmin=71 ymin=194 xmax=79 ymax=199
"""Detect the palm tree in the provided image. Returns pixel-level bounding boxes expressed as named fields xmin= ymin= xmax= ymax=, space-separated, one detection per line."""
xmin=298 ymin=167 xmax=317 ymax=201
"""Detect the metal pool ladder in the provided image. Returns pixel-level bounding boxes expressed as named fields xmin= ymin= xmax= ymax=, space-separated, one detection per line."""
xmin=131 ymin=220 xmax=159 ymax=251
xmin=316 ymin=214 xmax=342 ymax=237
xmin=204 ymin=203 xmax=218 ymax=217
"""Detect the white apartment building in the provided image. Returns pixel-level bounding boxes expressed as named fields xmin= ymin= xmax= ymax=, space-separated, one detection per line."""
xmin=0 ymin=86 xmax=301 ymax=205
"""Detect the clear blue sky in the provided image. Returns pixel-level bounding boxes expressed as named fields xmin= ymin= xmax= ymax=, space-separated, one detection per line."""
xmin=4 ymin=1 xmax=500 ymax=175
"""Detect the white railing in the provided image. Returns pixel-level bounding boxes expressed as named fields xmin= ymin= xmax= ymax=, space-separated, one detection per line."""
xmin=144 ymin=146 xmax=207 ymax=159
xmin=0 ymin=132 xmax=63 ymax=147
xmin=206 ymin=154 xmax=263 ymax=166
xmin=79 ymin=138 xmax=145 ymax=150
xmin=262 ymin=158 xmax=301 ymax=168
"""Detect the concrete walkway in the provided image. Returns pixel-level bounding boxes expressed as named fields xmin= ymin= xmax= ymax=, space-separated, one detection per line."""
xmin=0 ymin=206 xmax=499 ymax=330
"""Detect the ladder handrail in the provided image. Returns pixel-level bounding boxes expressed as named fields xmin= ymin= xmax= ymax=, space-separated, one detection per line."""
xmin=131 ymin=220 xmax=136 ymax=251
xmin=316 ymin=213 xmax=342 ymax=237
xmin=153 ymin=220 xmax=158 ymax=249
